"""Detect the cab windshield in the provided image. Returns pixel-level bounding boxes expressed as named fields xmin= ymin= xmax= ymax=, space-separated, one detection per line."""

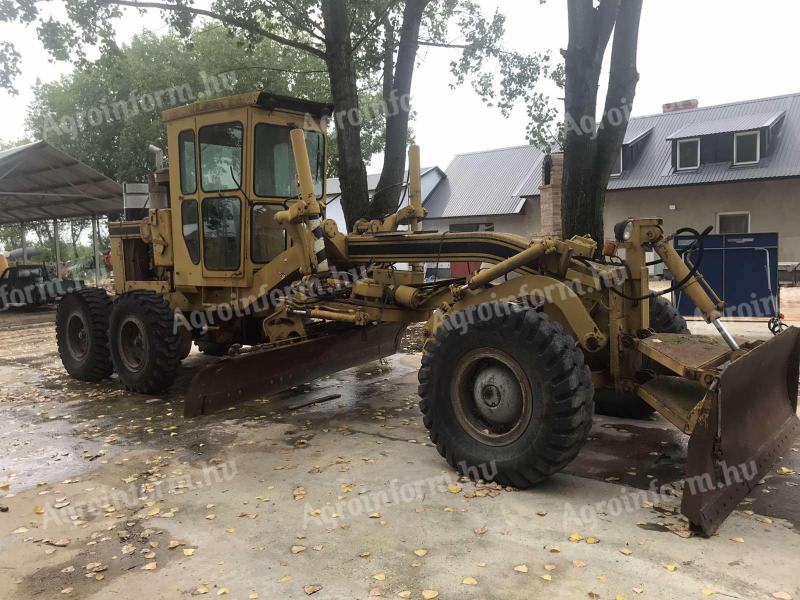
xmin=253 ymin=124 xmax=324 ymax=198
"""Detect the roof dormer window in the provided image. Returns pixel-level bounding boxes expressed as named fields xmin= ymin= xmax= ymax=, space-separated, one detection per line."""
xmin=734 ymin=131 xmax=760 ymax=166
xmin=610 ymin=147 xmax=623 ymax=177
xmin=677 ymin=138 xmax=700 ymax=171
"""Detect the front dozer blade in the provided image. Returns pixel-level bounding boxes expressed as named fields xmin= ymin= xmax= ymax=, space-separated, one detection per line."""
xmin=681 ymin=327 xmax=800 ymax=536
xmin=184 ymin=323 xmax=406 ymax=418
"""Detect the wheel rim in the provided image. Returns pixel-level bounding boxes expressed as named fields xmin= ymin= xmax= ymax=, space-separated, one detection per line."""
xmin=451 ymin=348 xmax=533 ymax=446
xmin=118 ymin=316 xmax=148 ymax=373
xmin=66 ymin=312 xmax=89 ymax=361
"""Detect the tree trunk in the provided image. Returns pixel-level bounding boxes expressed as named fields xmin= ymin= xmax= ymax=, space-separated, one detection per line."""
xmin=369 ymin=0 xmax=430 ymax=219
xmin=561 ymin=0 xmax=640 ymax=246
xmin=322 ymin=0 xmax=370 ymax=231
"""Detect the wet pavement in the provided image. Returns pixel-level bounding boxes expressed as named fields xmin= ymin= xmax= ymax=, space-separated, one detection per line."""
xmin=0 ymin=307 xmax=798 ymax=600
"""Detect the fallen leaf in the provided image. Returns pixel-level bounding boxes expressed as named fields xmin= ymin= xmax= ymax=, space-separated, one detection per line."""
xmin=61 ymin=588 xmax=73 ymax=595
xmin=277 ymin=575 xmax=292 ymax=584
xmin=397 ymin=592 xmax=411 ymax=599
xmin=701 ymin=589 xmax=715 ymax=597
xmin=462 ymin=577 xmax=478 ymax=585
xmin=34 ymin=506 xmax=44 ymax=515
xmin=536 ymin=511 xmax=547 ymax=517
xmin=193 ymin=586 xmax=209 ymax=595
xmin=205 ymin=514 xmax=216 ymax=520
xmin=447 ymin=483 xmax=462 ymax=494
xmin=569 ymin=533 xmax=584 ymax=542
xmin=142 ymin=562 xmax=157 ymax=571
xmin=663 ymin=564 xmax=678 ymax=572
xmin=217 ymin=589 xmax=228 ymax=596
xmin=422 ymin=591 xmax=439 ymax=600
xmin=369 ymin=512 xmax=381 ymax=519
xmin=473 ymin=526 xmax=488 ymax=535
xmin=359 ymin=551 xmax=371 ymax=558
xmin=772 ymin=594 xmax=792 ymax=600
xmin=249 ymin=594 xmax=259 ymax=599
xmin=514 ymin=564 xmax=529 ymax=573
xmin=572 ymin=560 xmax=587 ymax=568
xmin=373 ymin=573 xmax=386 ymax=581
xmin=541 ymin=574 xmax=552 ymax=582
xmin=777 ymin=467 xmax=795 ymax=475
xmin=414 ymin=548 xmax=428 ymax=557
xmin=755 ymin=516 xmax=773 ymax=524
xmin=369 ymin=588 xmax=383 ymax=597
xmin=303 ymin=585 xmax=322 ymax=595
xmin=544 ymin=564 xmax=556 ymax=571
xmin=620 ymin=548 xmax=633 ymax=556
xmin=632 ymin=588 xmax=644 ymax=595
xmin=183 ymin=549 xmax=195 ymax=557
xmin=586 ymin=536 xmax=600 ymax=544
xmin=730 ymin=537 xmax=745 ymax=543
xmin=291 ymin=545 xmax=306 ymax=554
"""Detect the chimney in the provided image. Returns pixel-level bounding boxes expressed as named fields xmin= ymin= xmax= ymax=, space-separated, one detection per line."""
xmin=539 ymin=153 xmax=563 ymax=238
xmin=663 ymin=99 xmax=699 ymax=113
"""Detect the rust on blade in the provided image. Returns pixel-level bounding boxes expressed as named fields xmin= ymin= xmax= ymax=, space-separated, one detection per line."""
xmin=184 ymin=323 xmax=406 ymax=418
xmin=681 ymin=327 xmax=800 ymax=536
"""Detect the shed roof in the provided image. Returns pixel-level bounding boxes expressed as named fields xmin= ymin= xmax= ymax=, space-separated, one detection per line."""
xmin=424 ymin=145 xmax=545 ymax=218
xmin=0 ymin=141 xmax=123 ymax=224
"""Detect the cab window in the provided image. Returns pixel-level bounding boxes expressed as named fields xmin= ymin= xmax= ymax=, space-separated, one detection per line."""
xmin=251 ymin=204 xmax=287 ymax=264
xmin=178 ymin=130 xmax=197 ymax=195
xmin=181 ymin=200 xmax=201 ymax=264
xmin=202 ymin=196 xmax=242 ymax=271
xmin=199 ymin=123 xmax=243 ymax=193
xmin=253 ymin=124 xmax=324 ymax=198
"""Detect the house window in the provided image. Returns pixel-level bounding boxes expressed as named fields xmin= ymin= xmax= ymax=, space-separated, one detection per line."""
xmin=677 ymin=138 xmax=700 ymax=171
xmin=717 ymin=212 xmax=750 ymax=234
xmin=734 ymin=131 xmax=760 ymax=166
xmin=610 ymin=147 xmax=623 ymax=177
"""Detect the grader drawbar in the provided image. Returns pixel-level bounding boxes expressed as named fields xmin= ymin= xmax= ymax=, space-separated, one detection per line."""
xmin=54 ymin=91 xmax=800 ymax=535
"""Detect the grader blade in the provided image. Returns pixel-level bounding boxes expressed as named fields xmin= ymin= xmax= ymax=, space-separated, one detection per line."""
xmin=184 ymin=323 xmax=406 ymax=418
xmin=681 ymin=327 xmax=800 ymax=536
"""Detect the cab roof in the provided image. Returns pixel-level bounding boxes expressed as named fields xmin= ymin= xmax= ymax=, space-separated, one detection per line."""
xmin=161 ymin=91 xmax=335 ymax=123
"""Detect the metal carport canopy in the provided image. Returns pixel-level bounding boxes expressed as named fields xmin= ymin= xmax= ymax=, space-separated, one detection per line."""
xmin=0 ymin=141 xmax=123 ymax=224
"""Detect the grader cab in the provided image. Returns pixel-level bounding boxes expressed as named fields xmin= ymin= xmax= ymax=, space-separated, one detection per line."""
xmin=55 ymin=91 xmax=800 ymax=535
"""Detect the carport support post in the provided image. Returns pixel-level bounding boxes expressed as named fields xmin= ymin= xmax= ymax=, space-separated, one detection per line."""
xmin=20 ymin=222 xmax=26 ymax=263
xmin=91 ymin=215 xmax=100 ymax=288
xmin=53 ymin=219 xmax=61 ymax=277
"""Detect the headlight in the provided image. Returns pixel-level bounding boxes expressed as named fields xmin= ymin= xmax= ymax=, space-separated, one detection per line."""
xmin=614 ymin=219 xmax=635 ymax=242
xmin=623 ymin=221 xmax=634 ymax=241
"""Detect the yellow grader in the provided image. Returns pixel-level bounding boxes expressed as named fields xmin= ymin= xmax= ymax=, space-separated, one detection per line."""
xmin=55 ymin=92 xmax=799 ymax=535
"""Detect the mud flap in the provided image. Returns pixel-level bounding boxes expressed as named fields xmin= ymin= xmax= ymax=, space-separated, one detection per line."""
xmin=184 ymin=323 xmax=406 ymax=418
xmin=682 ymin=327 xmax=800 ymax=536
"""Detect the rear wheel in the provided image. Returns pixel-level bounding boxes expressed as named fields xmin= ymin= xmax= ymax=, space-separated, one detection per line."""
xmin=109 ymin=291 xmax=181 ymax=393
xmin=56 ymin=288 xmax=114 ymax=381
xmin=418 ymin=303 xmax=594 ymax=488
xmin=595 ymin=296 xmax=690 ymax=419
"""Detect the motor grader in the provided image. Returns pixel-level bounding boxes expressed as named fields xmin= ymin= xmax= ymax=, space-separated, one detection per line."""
xmin=55 ymin=91 xmax=799 ymax=535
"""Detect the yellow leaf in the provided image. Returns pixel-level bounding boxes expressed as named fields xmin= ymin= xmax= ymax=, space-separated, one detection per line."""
xmin=569 ymin=533 xmax=584 ymax=542
xmin=572 ymin=560 xmax=587 ymax=568
xmin=205 ymin=514 xmax=216 ymax=520
xmin=701 ymin=589 xmax=716 ymax=597
xmin=772 ymin=594 xmax=792 ymax=600
xmin=422 ymin=591 xmax=439 ymax=600
xmin=369 ymin=512 xmax=381 ymax=519
xmin=168 ymin=540 xmax=184 ymax=549
xmin=217 ymin=589 xmax=228 ymax=596
xmin=632 ymin=588 xmax=644 ymax=595
xmin=249 ymin=594 xmax=259 ymax=599
xmin=308 ymin=509 xmax=321 ymax=517
xmin=664 ymin=564 xmax=678 ymax=572
xmin=277 ymin=575 xmax=292 ymax=584
xmin=414 ymin=549 xmax=428 ymax=557
xmin=373 ymin=573 xmax=386 ymax=581
xmin=586 ymin=536 xmax=600 ymax=544
xmin=34 ymin=506 xmax=44 ymax=515
xmin=303 ymin=585 xmax=322 ymax=595
xmin=544 ymin=564 xmax=556 ymax=571
xmin=142 ymin=562 xmax=157 ymax=571
xmin=183 ymin=549 xmax=195 ymax=557
xmin=397 ymin=592 xmax=411 ymax=599
xmin=462 ymin=577 xmax=478 ymax=585
xmin=291 ymin=545 xmax=306 ymax=554
xmin=369 ymin=588 xmax=383 ymax=597
xmin=226 ymin=528 xmax=235 ymax=534
xmin=730 ymin=537 xmax=745 ymax=543
xmin=514 ymin=564 xmax=529 ymax=573
xmin=193 ymin=586 xmax=209 ymax=595
xmin=477 ymin=562 xmax=488 ymax=567
xmin=541 ymin=574 xmax=552 ymax=582
xmin=359 ymin=551 xmax=371 ymax=558
xmin=620 ymin=548 xmax=633 ymax=556
xmin=144 ymin=551 xmax=156 ymax=559
xmin=777 ymin=467 xmax=795 ymax=475
xmin=148 ymin=507 xmax=161 ymax=516
xmin=616 ymin=596 xmax=628 ymax=600
xmin=447 ymin=483 xmax=462 ymax=494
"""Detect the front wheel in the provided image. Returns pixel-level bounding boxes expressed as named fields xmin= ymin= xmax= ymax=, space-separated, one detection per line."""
xmin=418 ymin=303 xmax=594 ymax=488
xmin=109 ymin=291 xmax=181 ymax=393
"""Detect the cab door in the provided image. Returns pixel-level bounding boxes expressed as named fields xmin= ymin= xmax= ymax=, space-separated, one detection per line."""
xmin=195 ymin=111 xmax=249 ymax=286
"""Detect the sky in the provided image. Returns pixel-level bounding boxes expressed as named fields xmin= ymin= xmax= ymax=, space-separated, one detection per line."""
xmin=1 ymin=0 xmax=800 ymax=172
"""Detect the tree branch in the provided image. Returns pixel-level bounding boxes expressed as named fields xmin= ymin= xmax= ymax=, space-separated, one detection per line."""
xmin=263 ymin=0 xmax=326 ymax=42
xmin=351 ymin=0 xmax=403 ymax=53
xmin=98 ymin=0 xmax=327 ymax=58
xmin=592 ymin=0 xmax=621 ymax=70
